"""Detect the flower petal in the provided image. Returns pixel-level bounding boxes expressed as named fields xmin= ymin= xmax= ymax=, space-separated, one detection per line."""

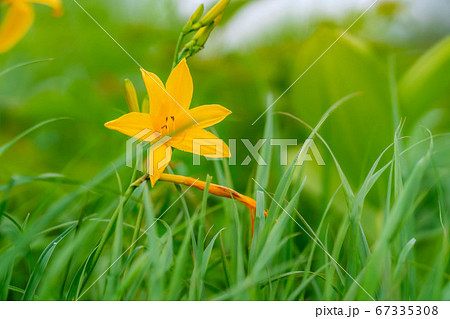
xmin=169 ymin=128 xmax=230 ymax=158
xmin=165 ymin=59 xmax=193 ymax=110
xmin=190 ymin=104 xmax=232 ymax=128
xmin=0 ymin=2 xmax=34 ymax=54
xmin=148 ymin=143 xmax=172 ymax=187
xmin=104 ymin=112 xmax=157 ymax=141
xmin=175 ymin=104 xmax=231 ymax=132
xmin=140 ymin=68 xmax=172 ymax=120
xmin=29 ymin=0 xmax=63 ymax=16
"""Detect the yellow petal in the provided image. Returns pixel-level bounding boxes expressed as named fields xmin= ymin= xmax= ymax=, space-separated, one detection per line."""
xmin=0 ymin=2 xmax=34 ymax=54
xmin=104 ymin=112 xmax=157 ymax=141
xmin=29 ymin=0 xmax=63 ymax=16
xmin=175 ymin=104 xmax=231 ymax=131
xmin=148 ymin=143 xmax=172 ymax=187
xmin=140 ymin=68 xmax=174 ymax=122
xmin=165 ymin=59 xmax=193 ymax=110
xmin=189 ymin=104 xmax=231 ymax=128
xmin=168 ymin=128 xmax=230 ymax=158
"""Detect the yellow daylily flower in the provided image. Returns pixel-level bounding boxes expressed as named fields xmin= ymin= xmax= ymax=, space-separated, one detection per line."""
xmin=0 ymin=0 xmax=63 ymax=54
xmin=105 ymin=59 xmax=232 ymax=187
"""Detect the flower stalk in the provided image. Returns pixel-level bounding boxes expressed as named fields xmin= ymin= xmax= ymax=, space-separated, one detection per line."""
xmin=131 ymin=172 xmax=267 ymax=235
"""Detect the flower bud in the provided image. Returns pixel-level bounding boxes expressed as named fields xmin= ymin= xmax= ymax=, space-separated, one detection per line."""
xmin=193 ymin=14 xmax=222 ymax=47
xmin=198 ymin=0 xmax=229 ymax=26
xmin=182 ymin=4 xmax=205 ymax=34
xmin=193 ymin=25 xmax=212 ymax=45
xmin=141 ymin=96 xmax=150 ymax=113
xmin=189 ymin=4 xmax=204 ymax=24
xmin=213 ymin=13 xmax=223 ymax=26
xmin=124 ymin=79 xmax=139 ymax=113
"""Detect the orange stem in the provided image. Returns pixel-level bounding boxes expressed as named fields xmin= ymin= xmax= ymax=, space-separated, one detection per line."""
xmin=132 ymin=173 xmax=267 ymax=235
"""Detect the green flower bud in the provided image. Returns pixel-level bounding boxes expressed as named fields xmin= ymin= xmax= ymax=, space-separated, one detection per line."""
xmin=193 ymin=14 xmax=222 ymax=47
xmin=190 ymin=4 xmax=204 ymax=24
xmin=182 ymin=4 xmax=205 ymax=34
xmin=198 ymin=0 xmax=229 ymax=26
xmin=141 ymin=95 xmax=150 ymax=113
xmin=124 ymin=78 xmax=139 ymax=112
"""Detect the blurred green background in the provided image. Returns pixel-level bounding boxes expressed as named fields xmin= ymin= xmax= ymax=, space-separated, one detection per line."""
xmin=1 ymin=0 xmax=450 ymax=300
xmin=1 ymin=0 xmax=449 ymax=186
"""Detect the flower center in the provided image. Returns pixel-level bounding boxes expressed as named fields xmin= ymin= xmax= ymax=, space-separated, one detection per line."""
xmin=161 ymin=116 xmax=175 ymax=136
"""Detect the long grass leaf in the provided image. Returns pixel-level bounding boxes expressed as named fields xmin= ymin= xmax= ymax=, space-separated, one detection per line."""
xmin=22 ymin=225 xmax=76 ymax=300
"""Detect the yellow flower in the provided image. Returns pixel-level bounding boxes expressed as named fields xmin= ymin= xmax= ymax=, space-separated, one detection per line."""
xmin=0 ymin=0 xmax=63 ymax=54
xmin=105 ymin=59 xmax=232 ymax=186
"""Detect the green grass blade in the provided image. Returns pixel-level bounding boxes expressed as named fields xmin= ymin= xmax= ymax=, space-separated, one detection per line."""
xmin=22 ymin=225 xmax=76 ymax=300
xmin=0 ymin=118 xmax=69 ymax=157
xmin=0 ymin=58 xmax=54 ymax=77
xmin=254 ymin=94 xmax=274 ymax=195
xmin=393 ymin=238 xmax=416 ymax=281
xmin=201 ymin=228 xmax=226 ymax=277
xmin=346 ymin=135 xmax=434 ymax=300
